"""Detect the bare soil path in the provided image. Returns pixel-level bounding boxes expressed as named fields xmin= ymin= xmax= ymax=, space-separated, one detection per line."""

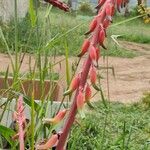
xmin=0 ymin=41 xmax=150 ymax=103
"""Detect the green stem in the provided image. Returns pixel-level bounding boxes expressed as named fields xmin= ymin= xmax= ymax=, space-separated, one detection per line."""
xmin=31 ymin=92 xmax=35 ymax=150
xmin=14 ymin=0 xmax=19 ymax=80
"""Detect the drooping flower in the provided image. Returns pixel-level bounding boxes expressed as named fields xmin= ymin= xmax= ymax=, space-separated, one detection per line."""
xmin=44 ymin=0 xmax=70 ymax=12
xmin=96 ymin=47 xmax=100 ymax=64
xmin=89 ymin=66 xmax=97 ymax=85
xmin=85 ymin=84 xmax=92 ymax=102
xmin=64 ymin=75 xmax=80 ymax=95
xmin=76 ymin=91 xmax=85 ymax=118
xmin=98 ymin=26 xmax=107 ymax=49
xmin=43 ymin=109 xmax=68 ymax=125
xmin=78 ymin=39 xmax=90 ymax=57
xmin=85 ymin=18 xmax=97 ymax=35
xmin=90 ymin=46 xmax=97 ymax=61
xmin=105 ymin=3 xmax=114 ymax=22
xmin=36 ymin=134 xmax=58 ymax=150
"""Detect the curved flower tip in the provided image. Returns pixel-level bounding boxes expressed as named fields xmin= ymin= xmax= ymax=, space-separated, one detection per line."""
xmin=77 ymin=91 xmax=85 ymax=118
xmin=43 ymin=109 xmax=68 ymax=125
xmin=89 ymin=46 xmax=97 ymax=66
xmin=36 ymin=134 xmax=58 ymax=150
xmin=85 ymin=84 xmax=92 ymax=103
xmin=63 ymin=75 xmax=80 ymax=96
xmin=95 ymin=0 xmax=106 ymax=9
xmin=89 ymin=66 xmax=97 ymax=85
xmin=44 ymin=0 xmax=70 ymax=12
xmin=85 ymin=18 xmax=97 ymax=35
xmin=78 ymin=39 xmax=90 ymax=57
xmin=98 ymin=27 xmax=106 ymax=48
xmin=105 ymin=3 xmax=114 ymax=22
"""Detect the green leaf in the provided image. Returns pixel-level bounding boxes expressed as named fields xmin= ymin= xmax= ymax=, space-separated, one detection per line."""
xmin=23 ymin=96 xmax=40 ymax=112
xmin=0 ymin=125 xmax=16 ymax=147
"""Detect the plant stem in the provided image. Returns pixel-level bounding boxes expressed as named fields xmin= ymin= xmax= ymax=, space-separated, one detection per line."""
xmin=56 ymin=57 xmax=91 ymax=150
xmin=14 ymin=0 xmax=19 ymax=80
xmin=31 ymin=91 xmax=35 ymax=150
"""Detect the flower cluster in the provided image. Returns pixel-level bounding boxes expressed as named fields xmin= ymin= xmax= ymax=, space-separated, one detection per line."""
xmin=12 ymin=96 xmax=27 ymax=150
xmin=38 ymin=0 xmax=128 ymax=149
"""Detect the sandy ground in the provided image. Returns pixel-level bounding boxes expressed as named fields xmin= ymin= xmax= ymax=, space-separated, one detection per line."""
xmin=0 ymin=41 xmax=150 ymax=103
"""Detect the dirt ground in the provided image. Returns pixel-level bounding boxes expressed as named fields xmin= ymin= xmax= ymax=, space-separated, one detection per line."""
xmin=0 ymin=41 xmax=150 ymax=103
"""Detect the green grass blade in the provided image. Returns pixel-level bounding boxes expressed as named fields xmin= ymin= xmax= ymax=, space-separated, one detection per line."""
xmin=29 ymin=0 xmax=36 ymax=27
xmin=0 ymin=27 xmax=15 ymax=72
xmin=0 ymin=125 xmax=16 ymax=148
xmin=111 ymin=14 xmax=145 ymax=27
xmin=30 ymin=92 xmax=35 ymax=150
xmin=64 ymin=39 xmax=70 ymax=86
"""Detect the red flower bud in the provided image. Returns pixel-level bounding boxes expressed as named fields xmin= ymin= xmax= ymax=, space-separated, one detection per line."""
xmin=96 ymin=47 xmax=100 ymax=62
xmin=77 ymin=91 xmax=84 ymax=110
xmin=103 ymin=19 xmax=110 ymax=29
xmin=78 ymin=39 xmax=90 ymax=57
xmin=89 ymin=66 xmax=97 ymax=85
xmin=43 ymin=109 xmax=68 ymax=125
xmin=105 ymin=3 xmax=113 ymax=22
xmin=85 ymin=18 xmax=97 ymax=35
xmin=44 ymin=0 xmax=70 ymax=12
xmin=117 ymin=0 xmax=122 ymax=12
xmin=98 ymin=28 xmax=105 ymax=46
xmin=85 ymin=84 xmax=92 ymax=102
xmin=90 ymin=46 xmax=97 ymax=62
xmin=64 ymin=75 xmax=80 ymax=95
xmin=36 ymin=134 xmax=58 ymax=149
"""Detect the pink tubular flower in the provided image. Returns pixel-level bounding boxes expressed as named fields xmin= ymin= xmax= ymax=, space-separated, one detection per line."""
xmin=85 ymin=84 xmax=92 ymax=103
xmin=96 ymin=47 xmax=100 ymax=62
xmin=43 ymin=109 xmax=68 ymax=125
xmin=76 ymin=91 xmax=85 ymax=118
xmin=105 ymin=3 xmax=113 ymax=22
xmin=78 ymin=39 xmax=90 ymax=57
xmin=116 ymin=0 xmax=122 ymax=12
xmin=36 ymin=134 xmax=58 ymax=150
xmin=64 ymin=75 xmax=80 ymax=95
xmin=77 ymin=91 xmax=84 ymax=110
xmin=89 ymin=45 xmax=97 ymax=65
xmin=98 ymin=27 xmax=106 ymax=48
xmin=44 ymin=0 xmax=70 ymax=12
xmin=85 ymin=18 xmax=97 ymax=35
xmin=89 ymin=66 xmax=97 ymax=85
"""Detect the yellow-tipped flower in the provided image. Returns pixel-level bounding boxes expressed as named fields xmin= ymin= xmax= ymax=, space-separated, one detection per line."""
xmin=36 ymin=134 xmax=58 ymax=150
xmin=43 ymin=109 xmax=67 ymax=125
xmin=64 ymin=75 xmax=80 ymax=96
xmin=85 ymin=84 xmax=92 ymax=103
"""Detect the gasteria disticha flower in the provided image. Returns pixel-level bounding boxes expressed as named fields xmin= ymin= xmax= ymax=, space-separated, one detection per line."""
xmin=44 ymin=0 xmax=70 ymax=12
xmin=36 ymin=134 xmax=58 ymax=150
xmin=85 ymin=83 xmax=92 ymax=103
xmin=43 ymin=109 xmax=68 ymax=125
xmin=43 ymin=0 xmax=129 ymax=149
xmin=78 ymin=39 xmax=90 ymax=57
xmin=85 ymin=18 xmax=97 ymax=35
xmin=64 ymin=75 xmax=80 ymax=96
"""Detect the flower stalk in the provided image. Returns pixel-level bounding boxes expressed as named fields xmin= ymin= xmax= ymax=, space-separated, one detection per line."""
xmin=42 ymin=0 xmax=128 ymax=149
